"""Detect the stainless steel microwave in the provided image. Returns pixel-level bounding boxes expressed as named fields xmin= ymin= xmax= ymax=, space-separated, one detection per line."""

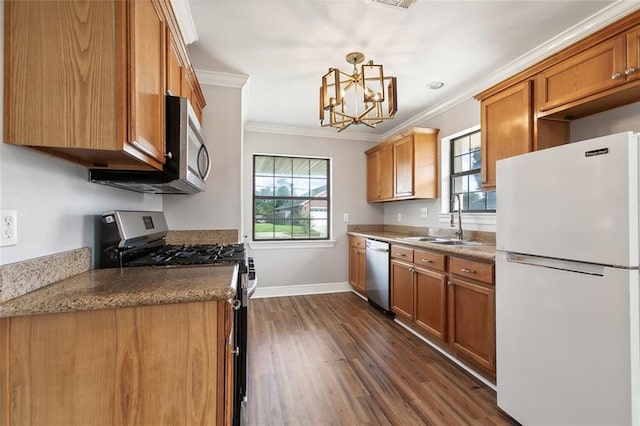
xmin=89 ymin=95 xmax=211 ymax=194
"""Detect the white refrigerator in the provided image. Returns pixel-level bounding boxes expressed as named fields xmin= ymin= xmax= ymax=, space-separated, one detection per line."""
xmin=496 ymin=131 xmax=640 ymax=425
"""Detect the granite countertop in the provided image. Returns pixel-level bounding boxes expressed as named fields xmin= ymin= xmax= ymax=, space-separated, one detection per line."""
xmin=347 ymin=230 xmax=496 ymax=261
xmin=0 ymin=265 xmax=238 ymax=318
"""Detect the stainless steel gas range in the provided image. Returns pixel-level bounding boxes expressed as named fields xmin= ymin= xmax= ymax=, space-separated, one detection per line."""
xmin=97 ymin=210 xmax=255 ymax=426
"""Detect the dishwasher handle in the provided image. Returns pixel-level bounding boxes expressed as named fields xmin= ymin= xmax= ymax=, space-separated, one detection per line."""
xmin=367 ymin=246 xmax=389 ymax=253
xmin=365 ymin=241 xmax=389 ymax=253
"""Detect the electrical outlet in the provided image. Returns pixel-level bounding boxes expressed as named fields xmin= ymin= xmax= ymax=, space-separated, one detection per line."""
xmin=343 ymin=213 xmax=349 ymax=223
xmin=1 ymin=209 xmax=18 ymax=247
xmin=420 ymin=207 xmax=428 ymax=218
xmin=397 ymin=212 xmax=402 ymax=222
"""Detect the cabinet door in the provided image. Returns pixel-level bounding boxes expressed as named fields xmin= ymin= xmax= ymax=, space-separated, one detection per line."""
xmin=480 ymin=80 xmax=532 ymax=190
xmin=394 ymin=136 xmax=414 ymax=197
xmin=448 ymin=277 xmax=496 ymax=373
xmin=625 ymin=26 xmax=640 ymax=83
xmin=349 ymin=246 xmax=359 ymax=288
xmin=390 ymin=260 xmax=414 ymax=321
xmin=222 ymin=300 xmax=235 ymax=426
xmin=127 ymin=0 xmax=166 ymax=169
xmin=366 ymin=147 xmax=393 ymax=202
xmin=356 ymin=248 xmax=366 ymax=294
xmin=166 ymin=30 xmax=184 ymax=97
xmin=537 ymin=36 xmax=625 ymax=112
xmin=414 ymin=266 xmax=447 ymax=342
xmin=3 ymin=303 xmax=219 ymax=424
xmin=3 ymin=0 xmax=123 ymax=154
xmin=184 ymin=69 xmax=205 ymax=124
xmin=348 ymin=238 xmax=366 ymax=294
xmin=379 ymin=146 xmax=394 ymax=200
xmin=366 ymin=152 xmax=379 ymax=202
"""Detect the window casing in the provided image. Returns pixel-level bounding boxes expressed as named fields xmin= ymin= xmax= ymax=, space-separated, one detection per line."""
xmin=449 ymin=130 xmax=496 ymax=213
xmin=253 ymin=155 xmax=330 ymax=241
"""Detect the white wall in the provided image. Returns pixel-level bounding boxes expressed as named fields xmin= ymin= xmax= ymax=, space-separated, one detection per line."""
xmin=383 ymin=98 xmax=482 ymax=228
xmin=0 ymin=6 xmax=161 ymax=267
xmin=243 ymin=131 xmax=384 ymax=288
xmin=570 ymin=102 xmax=640 ymax=142
xmin=163 ymin=85 xmax=243 ymax=234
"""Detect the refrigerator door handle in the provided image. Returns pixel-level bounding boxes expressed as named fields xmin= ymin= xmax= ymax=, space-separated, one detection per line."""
xmin=506 ymin=252 xmax=606 ymax=276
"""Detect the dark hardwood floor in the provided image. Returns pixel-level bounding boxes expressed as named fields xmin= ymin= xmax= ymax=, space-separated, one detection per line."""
xmin=247 ymin=292 xmax=517 ymax=425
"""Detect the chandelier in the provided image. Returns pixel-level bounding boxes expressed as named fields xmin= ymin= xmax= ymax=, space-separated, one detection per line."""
xmin=320 ymin=52 xmax=397 ymax=132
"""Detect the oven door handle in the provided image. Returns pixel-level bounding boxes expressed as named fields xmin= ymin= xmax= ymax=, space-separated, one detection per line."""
xmin=248 ymin=278 xmax=258 ymax=298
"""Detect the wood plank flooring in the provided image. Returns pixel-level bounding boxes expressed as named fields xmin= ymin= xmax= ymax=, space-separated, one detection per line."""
xmin=247 ymin=292 xmax=518 ymax=425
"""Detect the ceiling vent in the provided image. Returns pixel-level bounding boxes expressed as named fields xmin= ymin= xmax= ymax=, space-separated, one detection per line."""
xmin=372 ymin=0 xmax=417 ymax=10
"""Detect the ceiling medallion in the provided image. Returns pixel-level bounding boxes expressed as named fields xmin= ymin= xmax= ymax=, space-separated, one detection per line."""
xmin=319 ymin=52 xmax=397 ymax=132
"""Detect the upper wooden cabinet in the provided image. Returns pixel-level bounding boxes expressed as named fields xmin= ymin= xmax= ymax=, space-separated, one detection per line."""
xmin=537 ymin=24 xmax=640 ymax=118
xmin=475 ymin=11 xmax=640 ymax=190
xmin=128 ymin=0 xmax=167 ymax=167
xmin=537 ymin=36 xmax=626 ymax=113
xmin=366 ymin=145 xmax=394 ymax=202
xmin=3 ymin=0 xmax=206 ymax=171
xmin=480 ymin=80 xmax=533 ymax=190
xmin=365 ymin=127 xmax=439 ymax=202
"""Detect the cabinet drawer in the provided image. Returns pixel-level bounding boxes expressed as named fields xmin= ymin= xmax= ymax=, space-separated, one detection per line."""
xmin=449 ymin=257 xmax=494 ymax=285
xmin=414 ymin=249 xmax=446 ymax=272
xmin=391 ymin=245 xmax=414 ymax=262
xmin=350 ymin=236 xmax=366 ymax=249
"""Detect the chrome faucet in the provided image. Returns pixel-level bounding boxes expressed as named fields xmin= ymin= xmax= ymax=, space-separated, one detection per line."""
xmin=450 ymin=193 xmax=463 ymax=240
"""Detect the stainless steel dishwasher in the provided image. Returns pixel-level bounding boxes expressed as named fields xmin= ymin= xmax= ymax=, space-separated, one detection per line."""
xmin=365 ymin=239 xmax=391 ymax=313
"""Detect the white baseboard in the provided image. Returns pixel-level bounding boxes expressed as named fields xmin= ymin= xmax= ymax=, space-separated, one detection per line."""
xmin=251 ymin=282 xmax=352 ymax=298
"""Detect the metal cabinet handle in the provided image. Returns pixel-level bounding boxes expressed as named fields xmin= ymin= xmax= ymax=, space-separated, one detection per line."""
xmin=448 ymin=281 xmax=453 ymax=287
xmin=612 ymin=72 xmax=622 ymax=80
xmin=396 ymin=253 xmax=406 ymax=257
xmin=460 ymin=268 xmax=476 ymax=274
xmin=421 ymin=258 xmax=433 ymax=263
xmin=231 ymin=346 xmax=240 ymax=355
xmin=625 ymin=67 xmax=636 ymax=75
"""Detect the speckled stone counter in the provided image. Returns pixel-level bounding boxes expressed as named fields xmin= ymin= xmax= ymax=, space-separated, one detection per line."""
xmin=0 ymin=264 xmax=238 ymax=318
xmin=0 ymin=248 xmax=91 ymax=302
xmin=347 ymin=230 xmax=496 ymax=261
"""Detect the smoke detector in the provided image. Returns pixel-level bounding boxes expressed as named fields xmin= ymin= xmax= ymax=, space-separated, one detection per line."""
xmin=371 ymin=0 xmax=417 ymax=10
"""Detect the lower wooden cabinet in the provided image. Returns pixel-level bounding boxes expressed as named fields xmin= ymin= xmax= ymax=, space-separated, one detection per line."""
xmin=388 ymin=243 xmax=496 ymax=381
xmin=390 ymin=259 xmax=415 ymax=321
xmin=0 ymin=300 xmax=235 ymax=425
xmin=447 ymin=256 xmax=496 ymax=378
xmin=348 ymin=236 xmax=366 ymax=294
xmin=448 ymin=276 xmax=496 ymax=374
xmin=414 ymin=266 xmax=448 ymax=342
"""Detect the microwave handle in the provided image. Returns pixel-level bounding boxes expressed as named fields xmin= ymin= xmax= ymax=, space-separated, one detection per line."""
xmin=198 ymin=144 xmax=212 ymax=181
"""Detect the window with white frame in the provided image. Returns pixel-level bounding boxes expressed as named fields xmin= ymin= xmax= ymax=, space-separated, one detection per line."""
xmin=253 ymin=155 xmax=330 ymax=241
xmin=449 ymin=130 xmax=496 ymax=212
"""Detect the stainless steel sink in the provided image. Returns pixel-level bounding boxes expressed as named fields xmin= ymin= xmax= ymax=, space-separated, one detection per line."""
xmin=397 ymin=236 xmax=447 ymax=242
xmin=430 ymin=240 xmax=485 ymax=246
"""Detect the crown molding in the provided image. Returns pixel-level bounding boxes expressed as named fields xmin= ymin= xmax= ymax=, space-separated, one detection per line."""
xmin=169 ymin=0 xmax=198 ymax=45
xmin=244 ymin=122 xmax=384 ymax=142
xmin=195 ymin=69 xmax=249 ymax=88
xmin=383 ymin=0 xmax=640 ymax=139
